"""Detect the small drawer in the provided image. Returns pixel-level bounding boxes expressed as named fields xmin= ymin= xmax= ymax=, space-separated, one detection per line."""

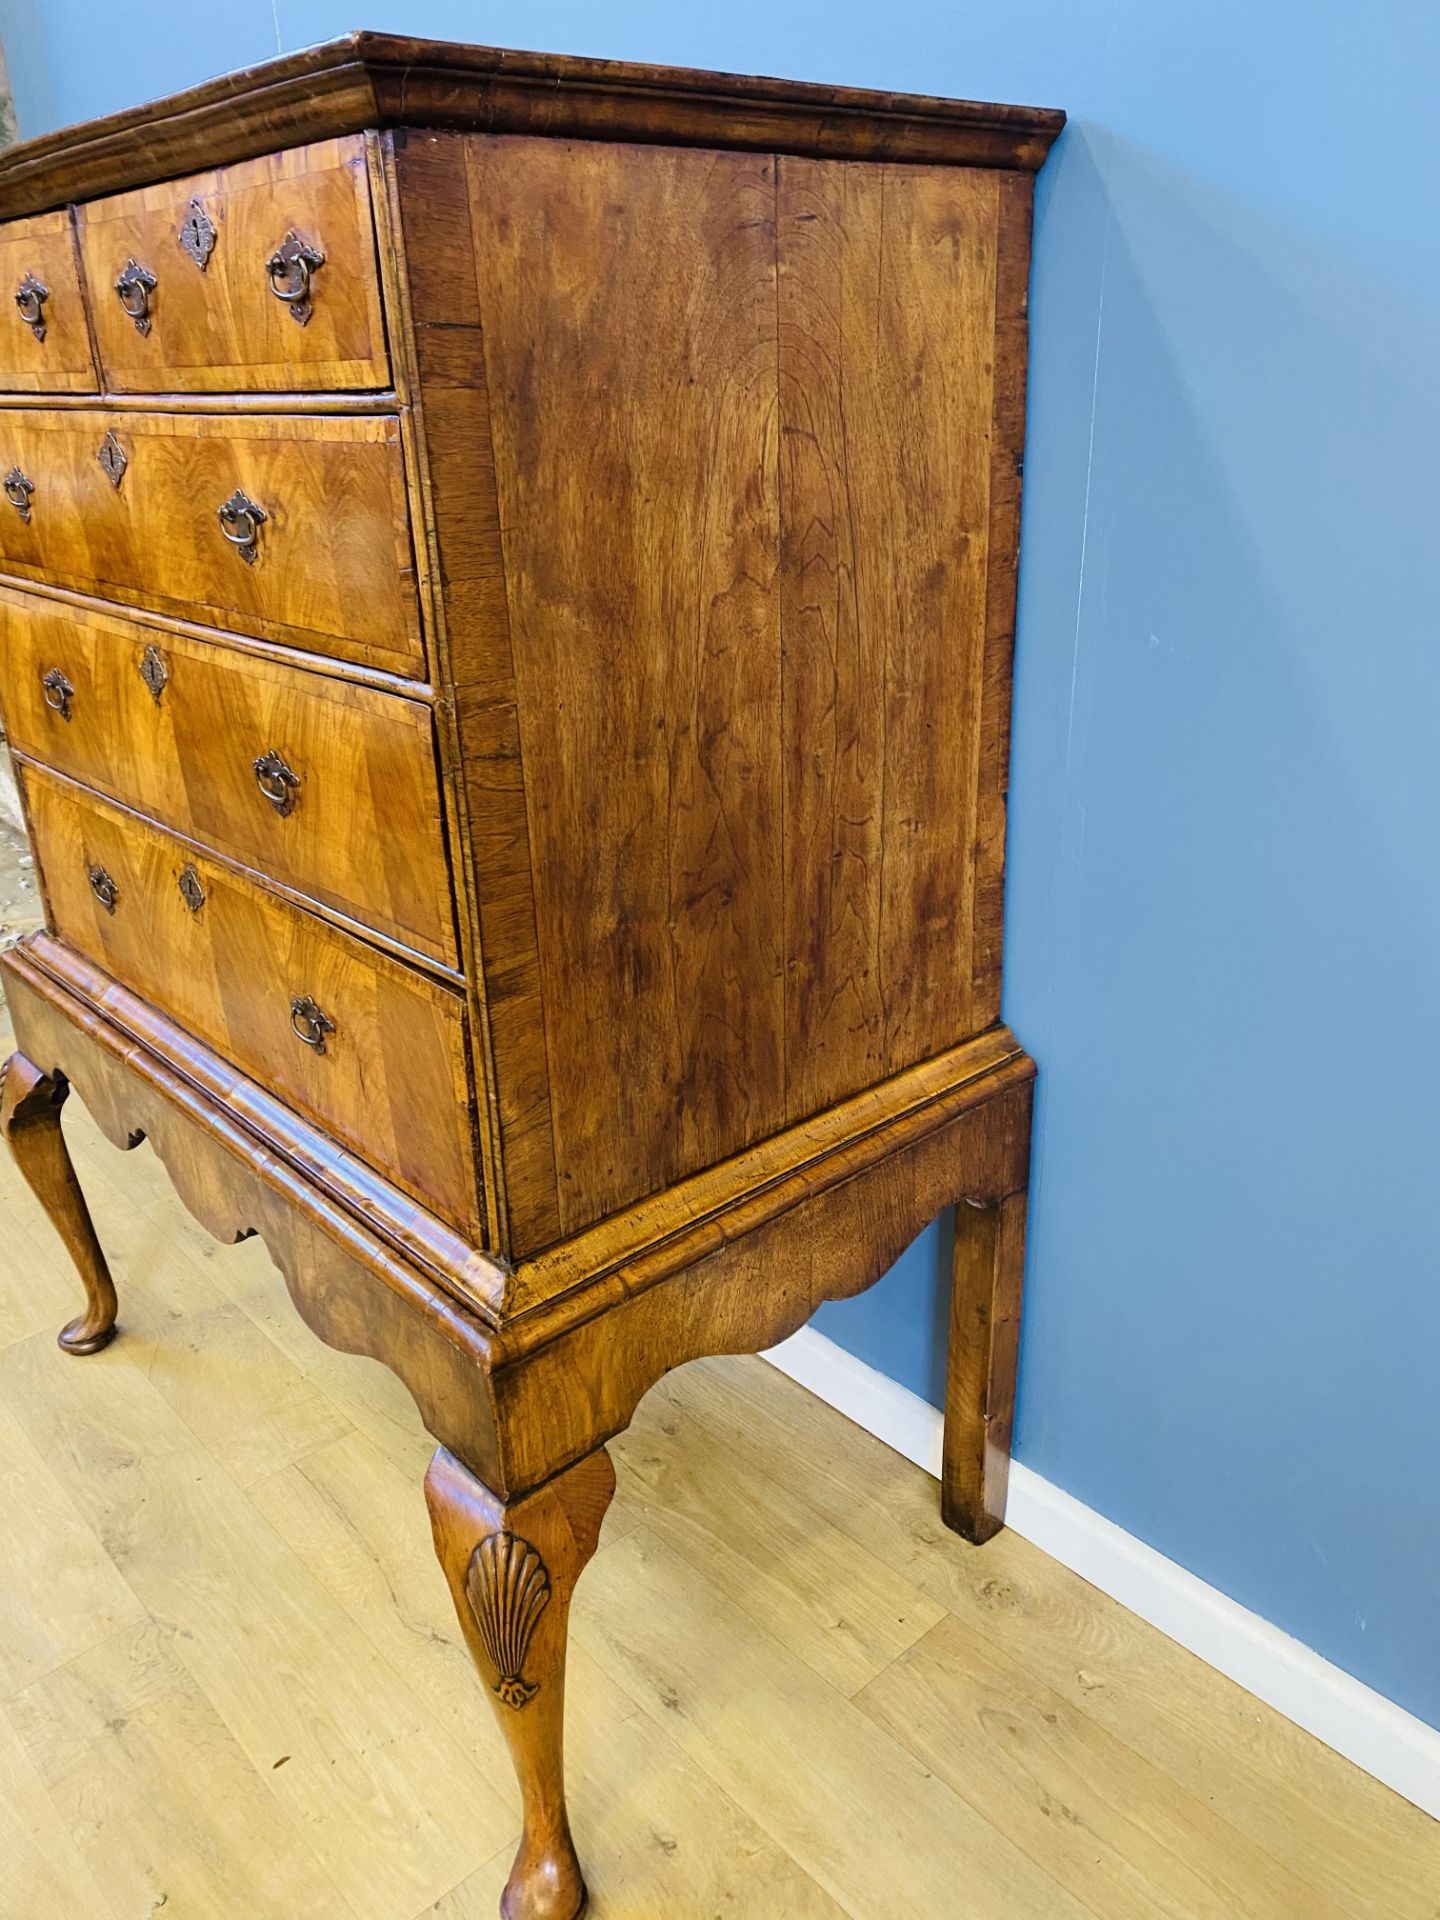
xmin=0 ymin=407 xmax=423 ymax=675
xmin=0 ymin=210 xmax=99 ymax=393
xmin=0 ymin=589 xmax=456 ymax=968
xmin=76 ymin=136 xmax=390 ymax=393
xmin=21 ymin=764 xmax=480 ymax=1236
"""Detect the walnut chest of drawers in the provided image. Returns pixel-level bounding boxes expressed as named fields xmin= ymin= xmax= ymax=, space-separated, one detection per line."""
xmin=0 ymin=35 xmax=1061 ymax=1918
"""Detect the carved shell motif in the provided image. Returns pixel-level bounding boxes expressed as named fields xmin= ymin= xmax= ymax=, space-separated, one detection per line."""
xmin=464 ymin=1531 xmax=551 ymax=1709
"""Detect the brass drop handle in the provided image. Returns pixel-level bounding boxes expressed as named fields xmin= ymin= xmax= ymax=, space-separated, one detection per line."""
xmin=88 ymin=864 xmax=119 ymax=914
xmin=218 ymin=488 xmax=267 ymax=564
xmin=265 ymin=231 xmax=325 ymax=326
xmin=290 ymin=994 xmax=335 ymax=1054
xmin=253 ymin=748 xmax=300 ymax=816
xmin=114 ymin=257 xmax=157 ymax=335
xmin=15 ymin=272 xmax=48 ymax=341
xmin=4 ymin=466 xmax=34 ymax=522
xmin=41 ymin=666 xmax=74 ymax=718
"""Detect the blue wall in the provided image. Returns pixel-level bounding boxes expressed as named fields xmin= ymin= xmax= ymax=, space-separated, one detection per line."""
xmin=6 ymin=0 xmax=1438 ymax=1732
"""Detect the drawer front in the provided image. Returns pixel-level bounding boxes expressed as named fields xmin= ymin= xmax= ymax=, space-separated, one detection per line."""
xmin=0 ymin=590 xmax=456 ymax=968
xmin=0 ymin=211 xmax=99 ymax=393
xmin=22 ymin=766 xmax=479 ymax=1236
xmin=76 ymin=137 xmax=390 ymax=393
xmin=0 ymin=408 xmax=423 ymax=674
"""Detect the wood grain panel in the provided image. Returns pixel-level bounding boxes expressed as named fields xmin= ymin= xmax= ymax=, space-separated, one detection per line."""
xmin=451 ymin=692 xmax=560 ymax=1251
xmin=971 ymin=171 xmax=1036 ymax=1026
xmin=468 ymin=134 xmax=784 ymax=1238
xmin=0 ymin=589 xmax=455 ymax=967
xmin=385 ymin=127 xmax=560 ymax=1258
xmin=777 ymin=157 xmax=1000 ymax=1118
xmin=0 ymin=210 xmax=98 ymax=393
xmin=0 ymin=407 xmax=422 ymax=673
xmin=77 ymin=136 xmax=389 ymax=392
xmin=20 ymin=767 xmax=479 ymax=1235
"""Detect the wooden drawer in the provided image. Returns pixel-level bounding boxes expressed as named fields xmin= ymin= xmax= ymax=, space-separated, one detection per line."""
xmin=0 ymin=408 xmax=423 ymax=675
xmin=0 ymin=589 xmax=456 ymax=969
xmin=76 ymin=136 xmax=390 ymax=393
xmin=21 ymin=765 xmax=480 ymax=1236
xmin=0 ymin=211 xmax=98 ymax=393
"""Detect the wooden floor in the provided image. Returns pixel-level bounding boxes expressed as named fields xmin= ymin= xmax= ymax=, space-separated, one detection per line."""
xmin=1 ymin=1021 xmax=1437 ymax=1918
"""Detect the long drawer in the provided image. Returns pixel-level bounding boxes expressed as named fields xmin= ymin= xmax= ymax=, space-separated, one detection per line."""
xmin=0 ymin=589 xmax=456 ymax=968
xmin=0 ymin=211 xmax=98 ymax=393
xmin=22 ymin=764 xmax=480 ymax=1237
xmin=74 ymin=136 xmax=390 ymax=394
xmin=0 ymin=408 xmax=423 ymax=675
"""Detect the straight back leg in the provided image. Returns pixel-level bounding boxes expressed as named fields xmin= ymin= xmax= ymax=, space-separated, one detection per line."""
xmin=941 ymin=1188 xmax=1027 ymax=1543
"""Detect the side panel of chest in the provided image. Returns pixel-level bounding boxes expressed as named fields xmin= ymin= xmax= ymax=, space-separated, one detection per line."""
xmin=392 ymin=132 xmax=1032 ymax=1256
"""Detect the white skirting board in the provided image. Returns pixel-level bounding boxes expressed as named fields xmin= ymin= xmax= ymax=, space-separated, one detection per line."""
xmin=763 ymin=1325 xmax=1440 ymax=1822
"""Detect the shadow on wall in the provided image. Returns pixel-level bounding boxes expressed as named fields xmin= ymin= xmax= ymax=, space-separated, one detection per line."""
xmin=1012 ymin=132 xmax=1440 ymax=1726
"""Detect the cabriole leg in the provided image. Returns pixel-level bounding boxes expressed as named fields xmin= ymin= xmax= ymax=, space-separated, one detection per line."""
xmin=1 ymin=1052 xmax=118 ymax=1354
xmin=942 ymin=1188 xmax=1027 ymax=1544
xmin=426 ymin=1445 xmax=615 ymax=1920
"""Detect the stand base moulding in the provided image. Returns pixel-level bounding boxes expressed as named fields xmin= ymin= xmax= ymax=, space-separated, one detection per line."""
xmin=0 ymin=33 xmax=1061 ymax=1919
